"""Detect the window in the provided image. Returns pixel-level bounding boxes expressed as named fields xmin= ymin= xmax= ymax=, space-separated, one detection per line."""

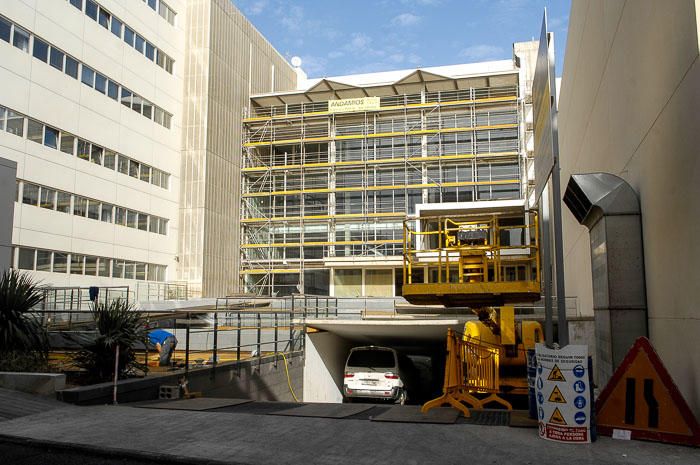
xmin=110 ymin=17 xmax=122 ymax=38
xmin=162 ymin=112 xmax=172 ymax=129
xmin=134 ymin=34 xmax=145 ymax=54
xmin=73 ymin=197 xmax=87 ymax=216
xmin=164 ymin=57 xmax=173 ymax=74
xmin=145 ymin=42 xmax=155 ymax=61
xmin=49 ymin=47 xmax=64 ymax=71
xmin=131 ymin=95 xmax=142 ymax=114
xmin=90 ymin=144 xmax=103 ymax=165
xmin=27 ymin=119 xmax=43 ymax=144
xmin=70 ymin=254 xmax=84 ymax=274
xmin=156 ymin=50 xmax=165 ymax=68
xmin=154 ymin=107 xmax=165 ymax=126
xmin=53 ymin=252 xmax=67 ymax=273
xmin=104 ymin=150 xmax=116 ymax=169
xmin=87 ymin=200 xmax=100 ymax=220
xmin=151 ymin=169 xmax=161 ymax=187
xmin=142 ymin=100 xmax=153 ymax=119
xmin=44 ymin=126 xmax=59 ymax=149
xmin=126 ymin=210 xmax=137 ymax=228
xmin=115 ymin=207 xmax=126 ymax=225
xmin=147 ymin=0 xmax=157 ymax=10
xmin=117 ymin=156 xmax=129 ymax=174
xmin=159 ymin=3 xmax=176 ymax=25
xmin=135 ymin=263 xmax=146 ymax=280
xmin=123 ymin=26 xmax=135 ymax=47
xmin=85 ymin=0 xmax=98 ymax=21
xmin=120 ymin=88 xmax=132 ymax=108
xmin=98 ymin=7 xmax=110 ymax=29
xmin=100 ymin=203 xmax=112 ymax=223
xmin=0 ymin=16 xmax=11 ymax=43
xmin=12 ymin=26 xmax=30 ymax=52
xmin=149 ymin=216 xmax=158 ymax=233
xmin=81 ymin=65 xmax=95 ymax=87
xmin=18 ymin=248 xmax=35 ymax=270
xmin=32 ymin=37 xmax=49 ymax=62
xmin=137 ymin=213 xmax=148 ymax=231
xmin=60 ymin=134 xmax=75 ymax=155
xmin=112 ymin=260 xmax=124 ymax=278
xmin=69 ymin=0 xmax=83 ymax=10
xmin=65 ymin=56 xmax=79 ymax=79
xmin=129 ymin=160 xmax=139 ymax=178
xmin=98 ymin=258 xmax=110 ymax=277
xmin=77 ymin=139 xmax=90 ymax=160
xmin=57 ymin=192 xmax=71 ymax=213
xmin=85 ymin=256 xmax=97 ymax=275
xmin=0 ymin=106 xmax=5 ymax=131
xmin=36 ymin=250 xmax=51 ymax=272
xmin=94 ymin=73 xmax=107 ymax=94
xmin=124 ymin=262 xmax=135 ymax=279
xmin=159 ymin=218 xmax=168 ymax=235
xmin=139 ymin=165 xmax=151 ymax=183
xmin=107 ymin=80 xmax=119 ymax=100
xmin=39 ymin=187 xmax=55 ymax=210
xmin=6 ymin=111 xmax=24 ymax=136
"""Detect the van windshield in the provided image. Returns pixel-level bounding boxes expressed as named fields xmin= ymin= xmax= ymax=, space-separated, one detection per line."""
xmin=347 ymin=349 xmax=395 ymax=368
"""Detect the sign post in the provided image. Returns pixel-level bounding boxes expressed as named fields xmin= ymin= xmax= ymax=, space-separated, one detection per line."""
xmin=536 ymin=344 xmax=592 ymax=443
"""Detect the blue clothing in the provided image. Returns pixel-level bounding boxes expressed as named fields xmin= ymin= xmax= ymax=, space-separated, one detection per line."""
xmin=148 ymin=329 xmax=175 ymax=346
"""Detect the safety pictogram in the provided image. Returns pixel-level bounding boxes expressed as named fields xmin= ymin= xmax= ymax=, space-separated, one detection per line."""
xmin=548 ymin=386 xmax=567 ymax=403
xmin=547 ymin=364 xmax=566 ymax=382
xmin=549 ymin=407 xmax=567 ymax=425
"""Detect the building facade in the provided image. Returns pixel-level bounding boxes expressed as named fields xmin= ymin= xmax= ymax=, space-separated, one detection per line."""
xmin=0 ymin=0 xmax=295 ymax=297
xmin=241 ymin=44 xmax=538 ymax=297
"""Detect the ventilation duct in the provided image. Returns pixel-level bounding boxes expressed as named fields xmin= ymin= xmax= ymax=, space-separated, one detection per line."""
xmin=564 ymin=173 xmax=647 ymax=386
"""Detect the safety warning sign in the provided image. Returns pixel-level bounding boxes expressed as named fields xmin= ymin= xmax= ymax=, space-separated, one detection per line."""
xmin=536 ymin=344 xmax=591 ymax=443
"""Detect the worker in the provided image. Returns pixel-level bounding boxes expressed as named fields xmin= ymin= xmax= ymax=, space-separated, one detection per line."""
xmin=148 ymin=328 xmax=178 ymax=367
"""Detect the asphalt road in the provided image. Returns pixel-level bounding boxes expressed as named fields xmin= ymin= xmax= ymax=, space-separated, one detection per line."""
xmin=0 ymin=440 xmax=165 ymax=465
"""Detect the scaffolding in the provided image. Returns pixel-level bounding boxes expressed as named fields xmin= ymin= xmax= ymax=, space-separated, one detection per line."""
xmin=241 ymin=76 xmax=528 ymax=296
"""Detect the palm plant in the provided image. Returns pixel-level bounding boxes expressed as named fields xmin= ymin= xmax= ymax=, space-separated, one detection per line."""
xmin=73 ymin=299 xmax=148 ymax=382
xmin=0 ymin=269 xmax=48 ymax=371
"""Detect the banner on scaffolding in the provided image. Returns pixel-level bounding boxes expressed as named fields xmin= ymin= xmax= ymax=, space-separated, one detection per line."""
xmin=328 ymin=97 xmax=380 ymax=113
xmin=536 ymin=343 xmax=592 ymax=443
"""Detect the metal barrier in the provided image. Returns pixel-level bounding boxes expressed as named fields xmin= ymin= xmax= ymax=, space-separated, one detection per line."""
xmin=422 ymin=328 xmax=512 ymax=417
xmin=135 ymin=281 xmax=190 ymax=302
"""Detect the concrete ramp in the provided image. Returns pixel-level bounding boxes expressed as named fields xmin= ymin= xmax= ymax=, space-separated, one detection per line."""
xmin=0 ymin=387 xmax=71 ymax=421
xmin=269 ymin=403 xmax=373 ymax=418
xmin=370 ymin=406 xmax=460 ymax=424
xmin=138 ymin=397 xmax=252 ymax=411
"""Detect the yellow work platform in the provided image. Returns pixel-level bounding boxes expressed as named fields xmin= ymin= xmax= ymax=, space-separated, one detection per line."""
xmin=402 ymin=281 xmax=541 ymax=307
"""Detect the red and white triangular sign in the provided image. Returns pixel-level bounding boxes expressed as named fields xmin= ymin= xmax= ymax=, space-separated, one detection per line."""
xmin=596 ymin=337 xmax=700 ymax=446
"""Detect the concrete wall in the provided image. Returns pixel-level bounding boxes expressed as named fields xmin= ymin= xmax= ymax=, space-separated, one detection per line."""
xmin=0 ymin=372 xmax=65 ymax=397
xmin=0 ymin=157 xmax=16 ymax=271
xmin=303 ymin=331 xmax=354 ymax=403
xmin=558 ymin=0 xmax=700 ymax=414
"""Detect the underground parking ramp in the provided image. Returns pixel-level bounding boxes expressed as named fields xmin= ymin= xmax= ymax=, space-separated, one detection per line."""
xmin=138 ymin=398 xmax=253 ymax=411
xmin=268 ymin=402 xmax=374 ymax=418
xmin=370 ymin=405 xmax=460 ymax=424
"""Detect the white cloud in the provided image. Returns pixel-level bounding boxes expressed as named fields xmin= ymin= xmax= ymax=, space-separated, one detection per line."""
xmin=459 ymin=44 xmax=505 ymax=61
xmin=247 ymin=0 xmax=268 ymax=16
xmin=299 ymin=55 xmax=327 ymax=76
xmin=400 ymin=0 xmax=440 ymax=5
xmin=279 ymin=5 xmax=304 ymax=31
xmin=391 ymin=13 xmax=421 ymax=27
xmin=328 ymin=51 xmax=344 ymax=59
xmin=549 ymin=15 xmax=569 ymax=30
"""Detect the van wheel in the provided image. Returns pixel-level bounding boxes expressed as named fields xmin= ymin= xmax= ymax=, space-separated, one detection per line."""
xmin=397 ymin=390 xmax=407 ymax=406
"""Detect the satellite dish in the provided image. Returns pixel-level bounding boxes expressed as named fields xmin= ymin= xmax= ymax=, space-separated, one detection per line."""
xmin=291 ymin=56 xmax=302 ymax=67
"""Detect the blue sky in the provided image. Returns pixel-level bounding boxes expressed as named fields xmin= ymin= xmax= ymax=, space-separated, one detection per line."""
xmin=233 ymin=0 xmax=571 ymax=78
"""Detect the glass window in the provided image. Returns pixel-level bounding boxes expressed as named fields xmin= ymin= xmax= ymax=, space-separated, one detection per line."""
xmin=73 ymin=196 xmax=87 ymax=216
xmin=12 ymin=26 xmax=30 ymax=52
xmin=27 ymin=119 xmax=43 ymax=144
xmin=70 ymin=254 xmax=84 ymax=274
xmin=160 ymin=173 xmax=169 ymax=189
xmin=18 ymin=248 xmax=35 ymax=270
xmin=85 ymin=0 xmax=98 ymax=20
xmin=150 ymin=169 xmax=161 ymax=187
xmin=69 ymin=0 xmax=83 ymax=11
xmin=6 ymin=111 xmax=24 ymax=136
xmin=162 ymin=111 xmax=172 ymax=129
xmin=44 ymin=126 xmax=59 ymax=149
xmin=49 ymin=47 xmax=64 ymax=71
xmin=87 ymin=200 xmax=100 ymax=220
xmin=145 ymin=42 xmax=155 ymax=61
xmin=147 ymin=0 xmax=157 ymax=10
xmin=112 ymin=260 xmax=124 ymax=279
xmin=126 ymin=210 xmax=137 ymax=228
xmin=139 ymin=165 xmax=151 ymax=183
xmin=39 ymin=187 xmax=55 ymax=210
xmin=100 ymin=203 xmax=112 ymax=223
xmin=147 ymin=263 xmax=157 ymax=281
xmin=53 ymin=252 xmax=67 ymax=273
xmin=81 ymin=65 xmax=95 ymax=87
xmin=149 ymin=215 xmax=158 ymax=233
xmin=22 ymin=183 xmax=39 ymax=206
xmin=135 ymin=263 xmax=146 ymax=280
xmin=77 ymin=139 xmax=90 ymax=160
xmin=124 ymin=262 xmax=135 ymax=280
xmin=94 ymin=73 xmax=107 ymax=94
xmin=134 ymin=34 xmax=145 ymax=54
xmin=159 ymin=218 xmax=168 ymax=235
xmin=131 ymin=94 xmax=142 ymax=114
xmin=107 ymin=80 xmax=119 ymax=100
xmin=60 ymin=133 xmax=75 ymax=155
xmin=129 ymin=160 xmax=139 ymax=178
xmin=57 ymin=191 xmax=71 ymax=213
xmin=98 ymin=258 xmax=110 ymax=277
xmin=156 ymin=50 xmax=165 ymax=68
xmin=104 ymin=150 xmax=116 ymax=169
xmin=137 ymin=213 xmax=148 ymax=231
xmin=123 ymin=26 xmax=135 ymax=47
xmin=98 ymin=7 xmax=110 ymax=29
xmin=142 ymin=100 xmax=153 ymax=119
xmin=0 ymin=106 xmax=5 ymax=132
xmin=0 ymin=16 xmax=11 ymax=43
xmin=110 ymin=17 xmax=122 ymax=38
xmin=65 ymin=56 xmax=79 ymax=79
xmin=120 ymin=88 xmax=132 ymax=108
xmin=164 ymin=57 xmax=173 ymax=74
xmin=115 ymin=207 xmax=126 ymax=225
xmin=90 ymin=145 xmax=103 ymax=165
xmin=32 ymin=37 xmax=49 ymax=62
xmin=85 ymin=256 xmax=97 ymax=275
xmin=117 ymin=155 xmax=129 ymax=174
xmin=36 ymin=250 xmax=51 ymax=272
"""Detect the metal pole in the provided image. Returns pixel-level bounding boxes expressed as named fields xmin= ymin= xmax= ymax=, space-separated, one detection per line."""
xmin=236 ymin=312 xmax=241 ymax=376
xmin=551 ymin=143 xmax=569 ymax=346
xmin=274 ymin=312 xmax=278 ymax=367
xmin=185 ymin=312 xmax=190 ymax=376
xmin=112 ymin=343 xmax=120 ymax=405
xmin=541 ymin=185 xmax=554 ymax=347
xmin=212 ymin=311 xmax=218 ymax=379
xmin=256 ymin=312 xmax=262 ymax=368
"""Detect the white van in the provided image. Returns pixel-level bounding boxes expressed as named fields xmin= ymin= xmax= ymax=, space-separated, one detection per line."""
xmin=343 ymin=346 xmax=408 ymax=404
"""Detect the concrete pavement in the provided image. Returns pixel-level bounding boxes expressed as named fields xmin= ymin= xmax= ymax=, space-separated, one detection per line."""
xmin=0 ymin=402 xmax=698 ymax=465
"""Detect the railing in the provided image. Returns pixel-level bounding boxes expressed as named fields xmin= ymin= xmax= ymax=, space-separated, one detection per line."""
xmin=135 ymin=281 xmax=190 ymax=302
